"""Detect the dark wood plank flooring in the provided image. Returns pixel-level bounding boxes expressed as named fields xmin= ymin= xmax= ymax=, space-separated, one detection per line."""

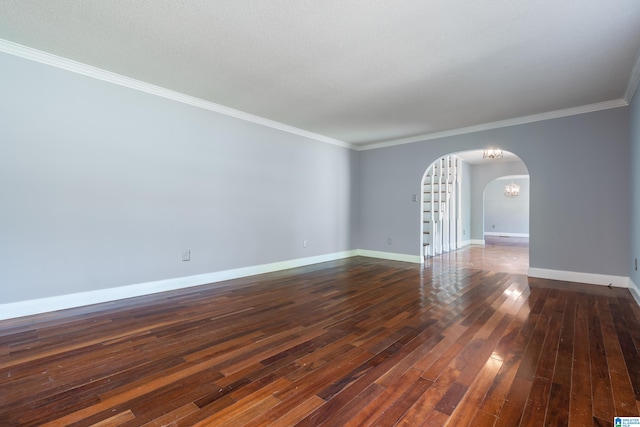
xmin=1 ymin=248 xmax=639 ymax=426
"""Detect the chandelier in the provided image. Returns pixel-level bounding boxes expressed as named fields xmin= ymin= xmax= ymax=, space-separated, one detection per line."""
xmin=482 ymin=148 xmax=503 ymax=159
xmin=504 ymin=182 xmax=520 ymax=198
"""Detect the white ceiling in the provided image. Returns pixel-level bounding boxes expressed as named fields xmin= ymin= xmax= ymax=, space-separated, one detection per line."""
xmin=1 ymin=1 xmax=640 ymax=149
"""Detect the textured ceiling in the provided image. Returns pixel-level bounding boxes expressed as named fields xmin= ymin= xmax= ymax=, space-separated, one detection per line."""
xmin=1 ymin=1 xmax=640 ymax=148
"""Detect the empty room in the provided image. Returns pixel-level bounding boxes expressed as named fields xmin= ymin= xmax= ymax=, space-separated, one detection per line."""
xmin=1 ymin=1 xmax=640 ymax=426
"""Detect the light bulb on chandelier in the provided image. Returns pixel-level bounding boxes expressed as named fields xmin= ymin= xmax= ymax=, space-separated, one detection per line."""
xmin=482 ymin=148 xmax=503 ymax=159
xmin=504 ymin=182 xmax=520 ymax=198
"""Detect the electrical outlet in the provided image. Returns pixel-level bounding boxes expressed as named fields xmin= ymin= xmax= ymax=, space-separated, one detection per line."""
xmin=412 ymin=194 xmax=417 ymax=202
xmin=182 ymin=250 xmax=190 ymax=261
xmin=636 ymin=258 xmax=638 ymax=271
xmin=303 ymin=240 xmax=308 ymax=248
xmin=387 ymin=238 xmax=392 ymax=245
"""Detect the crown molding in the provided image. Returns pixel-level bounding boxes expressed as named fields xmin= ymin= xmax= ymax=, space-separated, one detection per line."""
xmin=356 ymin=98 xmax=629 ymax=151
xmin=0 ymin=39 xmax=356 ymax=150
xmin=624 ymin=46 xmax=640 ymax=104
xmin=1 ymin=38 xmax=634 ymax=153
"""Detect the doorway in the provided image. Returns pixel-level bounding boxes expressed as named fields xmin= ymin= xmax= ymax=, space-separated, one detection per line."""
xmin=421 ymin=149 xmax=530 ymax=273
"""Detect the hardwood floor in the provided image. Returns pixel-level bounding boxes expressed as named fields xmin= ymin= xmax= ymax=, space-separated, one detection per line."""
xmin=1 ymin=244 xmax=639 ymax=426
xmin=426 ymin=236 xmax=530 ymax=275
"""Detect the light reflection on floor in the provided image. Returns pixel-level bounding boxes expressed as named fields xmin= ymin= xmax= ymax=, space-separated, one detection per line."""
xmin=423 ymin=236 xmax=529 ymax=276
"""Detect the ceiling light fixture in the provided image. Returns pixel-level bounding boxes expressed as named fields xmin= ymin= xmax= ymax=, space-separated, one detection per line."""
xmin=483 ymin=148 xmax=503 ymax=159
xmin=504 ymin=182 xmax=520 ymax=198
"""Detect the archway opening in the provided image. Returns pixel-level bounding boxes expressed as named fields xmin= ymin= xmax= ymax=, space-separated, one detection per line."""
xmin=420 ymin=149 xmax=530 ymax=272
xmin=483 ymin=175 xmax=529 ymax=242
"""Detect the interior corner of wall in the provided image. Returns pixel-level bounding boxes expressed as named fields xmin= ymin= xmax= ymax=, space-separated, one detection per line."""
xmin=630 ymin=278 xmax=640 ymax=307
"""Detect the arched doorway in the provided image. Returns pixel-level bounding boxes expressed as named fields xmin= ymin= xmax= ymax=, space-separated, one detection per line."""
xmin=483 ymin=175 xmax=529 ymax=241
xmin=421 ymin=150 xmax=530 ymax=266
xmin=480 ymin=174 xmax=530 ymax=273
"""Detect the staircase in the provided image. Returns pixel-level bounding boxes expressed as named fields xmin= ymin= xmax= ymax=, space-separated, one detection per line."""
xmin=422 ymin=155 xmax=462 ymax=257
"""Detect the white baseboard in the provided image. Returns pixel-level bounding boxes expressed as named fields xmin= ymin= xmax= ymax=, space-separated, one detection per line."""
xmin=484 ymin=232 xmax=529 ymax=237
xmin=5 ymin=252 xmax=631 ymax=321
xmin=528 ymin=267 xmax=630 ymax=288
xmin=0 ymin=250 xmax=358 ymax=321
xmin=459 ymin=240 xmax=472 ymax=247
xmin=356 ymin=250 xmax=423 ymax=264
xmin=0 ymin=249 xmax=425 ymax=321
xmin=470 ymin=239 xmax=486 ymax=246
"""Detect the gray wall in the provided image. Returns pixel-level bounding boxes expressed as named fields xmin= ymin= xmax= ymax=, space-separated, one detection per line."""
xmin=631 ymin=86 xmax=640 ymax=293
xmin=358 ymin=108 xmax=630 ymax=276
xmin=0 ymin=53 xmax=358 ymax=304
xmin=469 ymin=161 xmax=529 ymax=241
xmin=1 ymin=50 xmax=635 ymax=306
xmin=484 ymin=176 xmax=530 ymax=235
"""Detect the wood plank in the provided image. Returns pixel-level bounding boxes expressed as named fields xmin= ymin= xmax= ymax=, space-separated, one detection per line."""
xmin=476 ymin=287 xmax=545 ymax=417
xmin=446 ymin=355 xmax=503 ymax=426
xmin=588 ymin=295 xmax=615 ymax=421
xmin=520 ymin=291 xmax=567 ymax=427
xmin=258 ymin=395 xmax=325 ymax=427
xmin=342 ymin=367 xmax=425 ymax=426
xmin=545 ymin=294 xmax=576 ymax=427
xmin=0 ymin=254 xmax=638 ymax=426
xmin=599 ymin=297 xmax=638 ymax=417
xmin=140 ymin=403 xmax=200 ymax=427
xmin=609 ymin=298 xmax=640 ymax=401
xmin=493 ymin=377 xmax=532 ymax=427
xmin=569 ymin=297 xmax=594 ymax=426
xmin=89 ymin=409 xmax=135 ymax=426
